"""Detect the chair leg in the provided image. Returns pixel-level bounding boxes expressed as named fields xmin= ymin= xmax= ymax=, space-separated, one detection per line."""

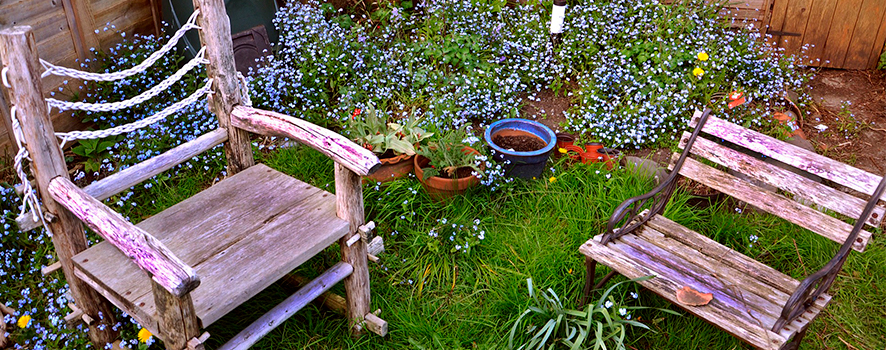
xmin=334 ymin=164 xmax=372 ymax=336
xmin=780 ymin=326 xmax=809 ymax=350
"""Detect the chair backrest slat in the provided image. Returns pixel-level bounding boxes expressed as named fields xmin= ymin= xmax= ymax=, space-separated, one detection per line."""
xmin=83 ymin=128 xmax=228 ymax=201
xmin=678 ymin=131 xmax=884 ymax=228
xmin=675 ymin=155 xmax=872 ymax=252
xmin=689 ymin=115 xmax=885 ymax=201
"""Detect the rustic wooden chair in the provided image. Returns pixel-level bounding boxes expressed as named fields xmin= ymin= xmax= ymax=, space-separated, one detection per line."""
xmin=0 ymin=0 xmax=386 ymax=349
xmin=580 ymin=109 xmax=886 ymax=350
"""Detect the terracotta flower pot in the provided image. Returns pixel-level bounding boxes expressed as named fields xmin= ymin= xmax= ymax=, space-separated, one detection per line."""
xmin=363 ymin=153 xmax=414 ymax=183
xmin=414 ymin=147 xmax=482 ymax=201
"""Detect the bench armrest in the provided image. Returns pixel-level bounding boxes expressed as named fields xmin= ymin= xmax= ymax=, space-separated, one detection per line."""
xmin=774 ymin=172 xmax=886 ymax=331
xmin=48 ymin=177 xmax=199 ymax=298
xmin=601 ymin=108 xmax=712 ymax=244
xmin=231 ymin=106 xmax=381 ymax=176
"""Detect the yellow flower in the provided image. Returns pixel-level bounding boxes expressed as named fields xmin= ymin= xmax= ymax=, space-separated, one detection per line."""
xmin=697 ymin=51 xmax=709 ymax=61
xmin=558 ymin=147 xmax=567 ymax=154
xmin=138 ymin=328 xmax=153 ymax=343
xmin=17 ymin=314 xmax=31 ymax=328
xmin=693 ymin=67 xmax=705 ymax=77
xmin=549 ymin=176 xmax=557 ymax=183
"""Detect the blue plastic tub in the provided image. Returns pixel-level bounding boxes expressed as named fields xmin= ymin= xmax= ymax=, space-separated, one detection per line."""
xmin=484 ymin=119 xmax=556 ymax=179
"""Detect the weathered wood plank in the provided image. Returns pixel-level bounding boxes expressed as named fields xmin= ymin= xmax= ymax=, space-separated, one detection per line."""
xmin=152 ymin=280 xmax=201 ymax=350
xmin=49 ymin=176 xmax=200 ymax=297
xmin=867 ymin=7 xmax=886 ymax=68
xmin=678 ymin=157 xmax=871 ymax=251
xmin=632 ymin=226 xmax=827 ymax=328
xmin=73 ymin=266 xmax=160 ymax=337
xmin=83 ymin=128 xmax=228 ymax=201
xmin=232 ymin=106 xmax=381 ymax=176
xmin=217 ymin=262 xmax=354 ymax=350
xmin=193 ymin=0 xmax=254 ymax=174
xmin=679 ymin=133 xmax=884 ymax=227
xmin=843 ymin=0 xmax=886 ymax=69
xmin=581 ymin=238 xmax=787 ymax=350
xmin=60 ymin=0 xmax=99 ymax=63
xmin=799 ymin=0 xmax=838 ymax=66
xmin=335 ymin=163 xmax=373 ymax=335
xmin=821 ymin=0 xmax=864 ymax=68
xmin=777 ymin=0 xmax=812 ymax=54
xmin=617 ymin=233 xmax=785 ymax=329
xmin=767 ymin=0 xmax=790 ymax=46
xmin=645 ymin=215 xmax=800 ymax=293
xmin=0 ymin=26 xmax=118 ymax=345
xmin=691 ymin=115 xmax=886 ymax=201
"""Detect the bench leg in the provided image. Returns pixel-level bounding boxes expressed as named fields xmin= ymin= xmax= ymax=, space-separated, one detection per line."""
xmin=580 ymin=257 xmax=597 ymax=305
xmin=780 ymin=326 xmax=808 ymax=350
xmin=581 ymin=257 xmax=620 ymax=306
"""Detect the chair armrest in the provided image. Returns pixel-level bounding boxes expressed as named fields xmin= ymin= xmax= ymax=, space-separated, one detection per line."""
xmin=231 ymin=106 xmax=381 ymax=176
xmin=47 ymin=176 xmax=199 ymax=298
xmin=774 ymin=172 xmax=886 ymax=331
xmin=601 ymin=108 xmax=712 ymax=244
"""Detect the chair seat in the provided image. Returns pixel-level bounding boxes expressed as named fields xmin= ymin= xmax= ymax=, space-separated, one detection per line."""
xmin=579 ymin=214 xmax=831 ymax=350
xmin=72 ymin=164 xmax=350 ymax=335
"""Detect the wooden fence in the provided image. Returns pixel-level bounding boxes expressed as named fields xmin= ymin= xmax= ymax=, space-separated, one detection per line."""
xmin=0 ymin=0 xmax=161 ymax=152
xmin=768 ymin=0 xmax=886 ymax=69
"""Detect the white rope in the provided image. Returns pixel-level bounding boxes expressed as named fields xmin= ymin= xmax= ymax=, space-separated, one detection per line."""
xmin=46 ymin=48 xmax=208 ymax=112
xmin=2 ymin=67 xmax=11 ymax=88
xmin=236 ymin=71 xmax=252 ymax=107
xmin=9 ymin=107 xmax=50 ymax=235
xmin=39 ymin=10 xmax=202 ymax=81
xmin=55 ymin=79 xmax=213 ymax=142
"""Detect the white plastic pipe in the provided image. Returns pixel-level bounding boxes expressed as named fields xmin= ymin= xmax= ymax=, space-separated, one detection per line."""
xmin=550 ymin=4 xmax=567 ymax=34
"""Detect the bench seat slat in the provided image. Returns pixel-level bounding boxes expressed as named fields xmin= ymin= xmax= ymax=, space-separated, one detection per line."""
xmin=690 ymin=115 xmax=885 ymax=201
xmin=679 ymin=132 xmax=884 ymax=227
xmin=678 ymin=157 xmax=872 ymax=252
xmin=580 ymin=215 xmax=831 ymax=350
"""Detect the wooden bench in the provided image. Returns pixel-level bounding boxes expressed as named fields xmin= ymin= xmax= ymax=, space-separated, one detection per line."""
xmin=580 ymin=109 xmax=886 ymax=350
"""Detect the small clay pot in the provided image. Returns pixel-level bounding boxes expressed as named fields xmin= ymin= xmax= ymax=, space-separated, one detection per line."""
xmin=363 ymin=153 xmax=414 ymax=183
xmin=414 ymin=147 xmax=483 ymax=201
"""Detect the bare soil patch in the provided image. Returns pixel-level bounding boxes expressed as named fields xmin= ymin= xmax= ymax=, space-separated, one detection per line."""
xmin=803 ymin=69 xmax=886 ymax=175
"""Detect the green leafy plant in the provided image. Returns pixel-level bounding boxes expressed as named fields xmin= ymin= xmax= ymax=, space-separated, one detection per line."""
xmin=416 ymin=126 xmax=482 ymax=180
xmin=71 ymin=135 xmax=122 ymax=173
xmin=347 ymin=105 xmax=433 ymax=156
xmin=508 ymin=276 xmax=678 ymax=350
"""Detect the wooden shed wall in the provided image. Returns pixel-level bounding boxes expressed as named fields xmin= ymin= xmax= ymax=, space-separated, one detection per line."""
xmin=0 ymin=0 xmax=161 ymax=153
xmin=768 ymin=0 xmax=886 ymax=69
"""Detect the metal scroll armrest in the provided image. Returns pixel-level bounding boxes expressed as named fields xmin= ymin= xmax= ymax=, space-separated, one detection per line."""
xmin=773 ymin=173 xmax=886 ymax=332
xmin=600 ymin=108 xmax=712 ymax=244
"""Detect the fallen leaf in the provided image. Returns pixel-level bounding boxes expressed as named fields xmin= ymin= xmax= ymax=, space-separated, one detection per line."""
xmin=676 ymin=286 xmax=713 ymax=306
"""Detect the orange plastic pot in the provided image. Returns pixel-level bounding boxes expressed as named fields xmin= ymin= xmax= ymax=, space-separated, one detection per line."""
xmin=363 ymin=153 xmax=414 ymax=183
xmin=584 ymin=142 xmax=603 ymax=154
xmin=554 ymin=132 xmax=575 ymax=154
xmin=562 ymin=144 xmax=585 ymax=161
xmin=414 ymin=147 xmax=482 ymax=201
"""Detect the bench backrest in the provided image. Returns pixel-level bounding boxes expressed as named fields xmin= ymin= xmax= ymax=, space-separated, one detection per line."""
xmin=673 ymin=111 xmax=885 ymax=252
